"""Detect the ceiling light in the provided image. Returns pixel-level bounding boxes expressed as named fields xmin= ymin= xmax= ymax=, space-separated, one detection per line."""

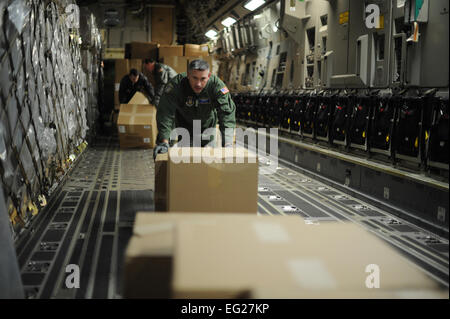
xmin=205 ymin=29 xmax=218 ymax=39
xmin=244 ymin=0 xmax=266 ymax=11
xmin=221 ymin=17 xmax=237 ymax=27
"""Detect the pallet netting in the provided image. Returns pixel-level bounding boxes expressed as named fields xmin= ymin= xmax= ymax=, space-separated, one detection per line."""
xmin=0 ymin=0 xmax=101 ymax=238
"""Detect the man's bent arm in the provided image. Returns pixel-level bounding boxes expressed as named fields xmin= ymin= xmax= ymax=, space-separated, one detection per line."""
xmin=156 ymin=90 xmax=178 ymax=143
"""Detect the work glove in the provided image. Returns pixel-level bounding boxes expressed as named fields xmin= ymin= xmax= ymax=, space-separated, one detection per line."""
xmin=153 ymin=142 xmax=169 ymax=160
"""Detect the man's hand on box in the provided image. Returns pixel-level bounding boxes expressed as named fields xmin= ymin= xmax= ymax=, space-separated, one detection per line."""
xmin=153 ymin=142 xmax=170 ymax=160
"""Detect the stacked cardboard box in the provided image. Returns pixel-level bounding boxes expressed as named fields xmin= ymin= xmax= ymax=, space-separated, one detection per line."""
xmin=158 ymin=44 xmax=213 ymax=75
xmin=159 ymin=45 xmax=184 ymax=58
xmin=126 ymin=42 xmax=159 ymax=60
xmin=124 ymin=213 xmax=448 ymax=299
xmin=184 ymin=44 xmax=209 ymax=57
xmin=158 ymin=44 xmax=187 ymax=74
xmin=160 ymin=56 xmax=189 ymax=74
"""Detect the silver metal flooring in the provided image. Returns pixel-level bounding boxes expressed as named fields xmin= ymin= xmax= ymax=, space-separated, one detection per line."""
xmin=15 ymin=136 xmax=449 ymax=299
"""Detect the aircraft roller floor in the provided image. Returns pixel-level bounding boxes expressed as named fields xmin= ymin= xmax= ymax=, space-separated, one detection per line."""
xmin=15 ymin=136 xmax=449 ymax=299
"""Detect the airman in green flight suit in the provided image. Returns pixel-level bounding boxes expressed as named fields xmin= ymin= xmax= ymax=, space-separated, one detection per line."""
xmin=154 ymin=59 xmax=236 ymax=159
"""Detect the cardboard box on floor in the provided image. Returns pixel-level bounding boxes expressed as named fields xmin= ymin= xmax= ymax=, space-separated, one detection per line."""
xmin=167 ymin=147 xmax=258 ymax=213
xmin=184 ymin=44 xmax=209 ymax=57
xmin=124 ymin=213 xmax=287 ymax=299
xmin=174 ymin=220 xmax=442 ymax=298
xmin=117 ymin=103 xmax=157 ymax=149
xmin=124 ymin=213 xmax=446 ymax=299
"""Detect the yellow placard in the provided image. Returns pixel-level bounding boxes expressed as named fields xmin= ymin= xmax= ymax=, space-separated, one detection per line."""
xmin=339 ymin=11 xmax=349 ymax=25
xmin=377 ymin=15 xmax=385 ymax=29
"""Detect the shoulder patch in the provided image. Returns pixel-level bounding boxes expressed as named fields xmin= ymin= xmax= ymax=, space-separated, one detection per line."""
xmin=220 ymin=87 xmax=230 ymax=95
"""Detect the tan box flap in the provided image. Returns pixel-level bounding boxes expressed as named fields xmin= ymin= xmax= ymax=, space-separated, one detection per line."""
xmin=128 ymin=92 xmax=150 ymax=105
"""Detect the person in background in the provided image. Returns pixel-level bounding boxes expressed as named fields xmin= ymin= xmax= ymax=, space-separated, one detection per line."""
xmin=119 ymin=69 xmax=155 ymax=104
xmin=143 ymin=59 xmax=178 ymax=106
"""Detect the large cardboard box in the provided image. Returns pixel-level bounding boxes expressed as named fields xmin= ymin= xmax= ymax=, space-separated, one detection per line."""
xmin=173 ymin=220 xmax=443 ymax=298
xmin=128 ymin=42 xmax=159 ymax=60
xmin=167 ymin=147 xmax=258 ymax=213
xmin=117 ymin=104 xmax=158 ymax=149
xmin=124 ymin=213 xmax=446 ymax=299
xmin=124 ymin=213 xmax=293 ymax=298
xmin=159 ymin=45 xmax=184 ymax=58
xmin=161 ymin=56 xmax=189 ymax=74
xmin=184 ymin=44 xmax=209 ymax=57
xmin=154 ymin=153 xmax=168 ymax=212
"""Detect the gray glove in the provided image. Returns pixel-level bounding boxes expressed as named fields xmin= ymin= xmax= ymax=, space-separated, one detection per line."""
xmin=153 ymin=142 xmax=169 ymax=160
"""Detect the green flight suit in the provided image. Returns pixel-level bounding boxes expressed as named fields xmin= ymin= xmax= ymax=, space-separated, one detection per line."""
xmin=154 ymin=63 xmax=178 ymax=106
xmin=156 ymin=73 xmax=236 ymax=147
